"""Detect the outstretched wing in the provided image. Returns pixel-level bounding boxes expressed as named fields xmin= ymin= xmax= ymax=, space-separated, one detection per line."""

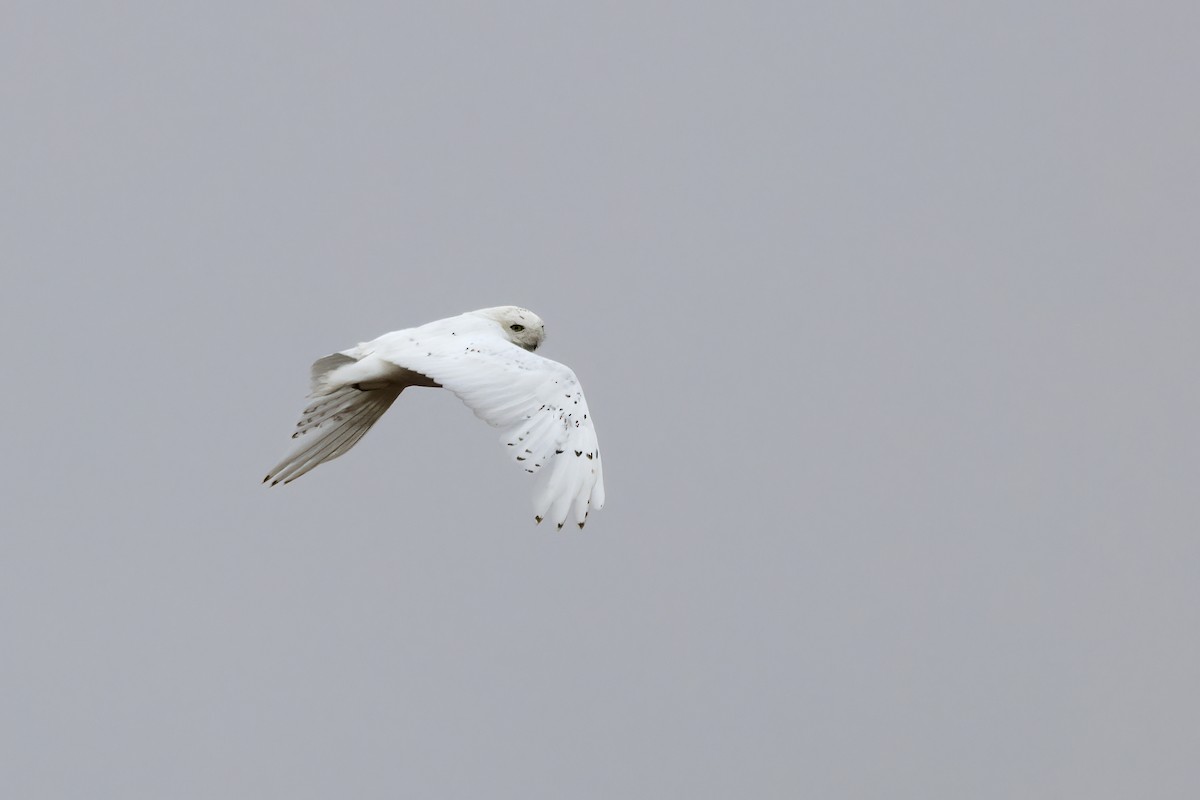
xmin=262 ymin=351 xmax=410 ymax=486
xmin=373 ymin=321 xmax=605 ymax=529
xmin=263 ymin=383 xmax=402 ymax=485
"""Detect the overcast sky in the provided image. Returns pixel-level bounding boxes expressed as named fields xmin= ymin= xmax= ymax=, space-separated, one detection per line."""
xmin=2 ymin=2 xmax=1197 ymax=798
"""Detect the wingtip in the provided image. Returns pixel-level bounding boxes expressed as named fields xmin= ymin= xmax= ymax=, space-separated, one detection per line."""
xmin=535 ymin=515 xmax=543 ymax=525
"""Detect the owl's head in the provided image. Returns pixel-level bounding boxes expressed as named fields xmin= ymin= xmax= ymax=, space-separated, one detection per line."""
xmin=473 ymin=306 xmax=547 ymax=352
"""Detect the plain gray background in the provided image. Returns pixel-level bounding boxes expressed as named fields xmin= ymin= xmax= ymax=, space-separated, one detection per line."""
xmin=2 ymin=2 xmax=1197 ymax=797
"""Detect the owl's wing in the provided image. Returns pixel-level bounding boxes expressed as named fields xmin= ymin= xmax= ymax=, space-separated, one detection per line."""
xmin=374 ymin=323 xmax=605 ymax=529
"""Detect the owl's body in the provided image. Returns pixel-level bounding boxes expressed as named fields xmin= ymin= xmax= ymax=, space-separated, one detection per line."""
xmin=264 ymin=306 xmax=604 ymax=529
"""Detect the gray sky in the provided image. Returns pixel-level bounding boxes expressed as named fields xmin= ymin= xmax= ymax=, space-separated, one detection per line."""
xmin=2 ymin=2 xmax=1197 ymax=798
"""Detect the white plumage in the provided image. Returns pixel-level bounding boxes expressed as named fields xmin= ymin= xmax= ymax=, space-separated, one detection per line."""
xmin=264 ymin=306 xmax=605 ymax=529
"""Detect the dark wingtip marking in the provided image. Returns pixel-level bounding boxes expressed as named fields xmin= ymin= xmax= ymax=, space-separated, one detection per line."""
xmin=516 ymin=456 xmax=526 ymax=461
xmin=557 ymin=522 xmax=564 ymax=530
xmin=535 ymin=515 xmax=543 ymax=524
xmin=586 ymin=452 xmax=593 ymax=460
xmin=577 ymin=522 xmax=585 ymax=529
xmin=575 ymin=450 xmax=582 ymax=457
xmin=262 ymin=475 xmax=270 ymax=483
xmin=555 ymin=449 xmax=564 ymax=454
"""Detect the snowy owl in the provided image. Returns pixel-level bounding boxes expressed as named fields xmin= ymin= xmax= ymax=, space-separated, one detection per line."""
xmin=264 ymin=306 xmax=605 ymax=529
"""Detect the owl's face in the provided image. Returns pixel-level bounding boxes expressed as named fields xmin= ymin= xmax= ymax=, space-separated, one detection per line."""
xmin=477 ymin=306 xmax=547 ymax=352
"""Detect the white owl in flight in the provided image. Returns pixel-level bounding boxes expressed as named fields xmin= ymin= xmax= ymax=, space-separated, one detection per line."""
xmin=264 ymin=306 xmax=605 ymax=529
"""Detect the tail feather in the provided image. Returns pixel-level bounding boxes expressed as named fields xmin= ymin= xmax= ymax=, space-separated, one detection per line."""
xmin=310 ymin=352 xmax=356 ymax=394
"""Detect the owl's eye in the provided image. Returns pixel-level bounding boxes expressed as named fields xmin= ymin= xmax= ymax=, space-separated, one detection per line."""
xmin=510 ymin=324 xmax=525 ymax=332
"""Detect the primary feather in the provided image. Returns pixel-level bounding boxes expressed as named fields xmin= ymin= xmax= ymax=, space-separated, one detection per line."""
xmin=263 ymin=306 xmax=605 ymax=528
